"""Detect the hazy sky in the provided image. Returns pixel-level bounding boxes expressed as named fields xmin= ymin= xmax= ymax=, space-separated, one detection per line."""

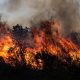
xmin=0 ymin=0 xmax=40 ymax=26
xmin=0 ymin=0 xmax=80 ymax=30
xmin=0 ymin=0 xmax=51 ymax=27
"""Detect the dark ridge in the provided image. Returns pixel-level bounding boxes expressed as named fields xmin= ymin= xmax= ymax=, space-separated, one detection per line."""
xmin=0 ymin=56 xmax=80 ymax=80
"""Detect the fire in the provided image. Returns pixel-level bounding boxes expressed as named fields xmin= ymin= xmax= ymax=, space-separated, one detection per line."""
xmin=0 ymin=36 xmax=14 ymax=58
xmin=0 ymin=35 xmax=22 ymax=67
xmin=0 ymin=20 xmax=80 ymax=69
xmin=24 ymin=20 xmax=80 ymax=69
xmin=0 ymin=22 xmax=22 ymax=66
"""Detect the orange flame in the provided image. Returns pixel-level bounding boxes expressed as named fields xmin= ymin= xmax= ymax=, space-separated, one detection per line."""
xmin=0 ymin=20 xmax=80 ymax=69
xmin=24 ymin=20 xmax=80 ymax=69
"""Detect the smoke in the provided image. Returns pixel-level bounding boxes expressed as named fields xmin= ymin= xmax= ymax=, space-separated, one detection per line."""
xmin=51 ymin=0 xmax=80 ymax=35
xmin=0 ymin=0 xmax=80 ymax=34
xmin=30 ymin=0 xmax=80 ymax=35
xmin=0 ymin=0 xmax=39 ymax=27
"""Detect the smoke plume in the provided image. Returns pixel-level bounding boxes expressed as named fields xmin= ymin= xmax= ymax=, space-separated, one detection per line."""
xmin=0 ymin=0 xmax=80 ymax=34
xmin=30 ymin=0 xmax=80 ymax=35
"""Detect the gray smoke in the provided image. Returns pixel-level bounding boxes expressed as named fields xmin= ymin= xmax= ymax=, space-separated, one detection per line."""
xmin=0 ymin=0 xmax=80 ymax=34
xmin=30 ymin=0 xmax=80 ymax=35
xmin=0 ymin=0 xmax=39 ymax=27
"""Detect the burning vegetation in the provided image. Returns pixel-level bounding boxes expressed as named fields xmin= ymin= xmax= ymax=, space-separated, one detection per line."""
xmin=0 ymin=20 xmax=80 ymax=70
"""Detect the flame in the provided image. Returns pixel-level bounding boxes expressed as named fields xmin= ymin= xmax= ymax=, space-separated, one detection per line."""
xmin=0 ymin=22 xmax=23 ymax=67
xmin=0 ymin=34 xmax=22 ymax=67
xmin=24 ymin=20 xmax=80 ymax=69
xmin=0 ymin=20 xmax=80 ymax=69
